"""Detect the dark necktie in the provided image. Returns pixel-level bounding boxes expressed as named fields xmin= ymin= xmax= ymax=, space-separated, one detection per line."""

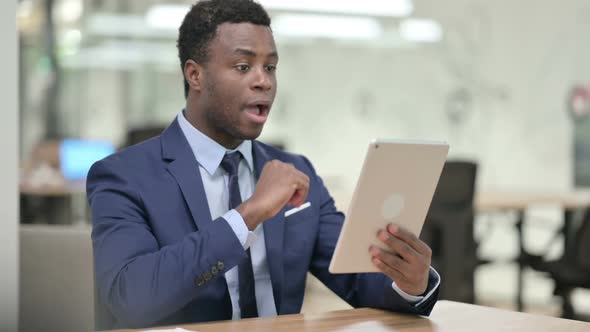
xmin=220 ymin=152 xmax=259 ymax=319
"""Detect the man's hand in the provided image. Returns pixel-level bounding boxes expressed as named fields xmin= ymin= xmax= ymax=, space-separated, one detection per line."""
xmin=237 ymin=160 xmax=309 ymax=230
xmin=369 ymin=224 xmax=432 ymax=296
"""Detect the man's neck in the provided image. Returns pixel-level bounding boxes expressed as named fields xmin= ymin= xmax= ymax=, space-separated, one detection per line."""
xmin=184 ymin=104 xmax=243 ymax=150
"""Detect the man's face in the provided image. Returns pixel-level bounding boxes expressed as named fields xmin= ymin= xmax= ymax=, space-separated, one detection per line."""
xmin=197 ymin=23 xmax=278 ymax=148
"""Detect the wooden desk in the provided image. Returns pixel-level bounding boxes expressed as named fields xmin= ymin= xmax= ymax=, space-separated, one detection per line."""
xmin=476 ymin=190 xmax=590 ymax=212
xmin=476 ymin=190 xmax=590 ymax=312
xmin=20 ymin=181 xmax=87 ymax=224
xmin=115 ymin=301 xmax=590 ymax=332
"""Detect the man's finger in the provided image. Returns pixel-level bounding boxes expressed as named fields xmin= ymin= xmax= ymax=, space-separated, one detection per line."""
xmin=288 ymin=187 xmax=307 ymax=206
xmin=387 ymin=224 xmax=432 ymax=257
xmin=378 ymin=230 xmax=419 ymax=263
xmin=370 ymin=246 xmax=410 ymax=278
xmin=371 ymin=257 xmax=409 ymax=284
xmin=287 ymin=173 xmax=310 ymax=206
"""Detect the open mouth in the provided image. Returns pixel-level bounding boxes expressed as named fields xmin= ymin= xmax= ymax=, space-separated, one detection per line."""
xmin=247 ymin=104 xmax=269 ymax=116
xmin=244 ymin=103 xmax=270 ymax=124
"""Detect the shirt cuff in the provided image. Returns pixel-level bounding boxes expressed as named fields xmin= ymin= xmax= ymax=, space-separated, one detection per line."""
xmin=223 ymin=209 xmax=256 ymax=250
xmin=391 ymin=266 xmax=441 ymax=306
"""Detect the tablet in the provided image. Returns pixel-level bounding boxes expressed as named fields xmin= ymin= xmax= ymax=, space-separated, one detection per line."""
xmin=329 ymin=139 xmax=449 ymax=273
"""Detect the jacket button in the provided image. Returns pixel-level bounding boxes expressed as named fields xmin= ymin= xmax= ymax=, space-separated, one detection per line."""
xmin=217 ymin=261 xmax=225 ymax=271
xmin=211 ymin=266 xmax=219 ymax=275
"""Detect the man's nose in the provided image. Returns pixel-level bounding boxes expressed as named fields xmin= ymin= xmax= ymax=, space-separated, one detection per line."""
xmin=251 ymin=67 xmax=273 ymax=91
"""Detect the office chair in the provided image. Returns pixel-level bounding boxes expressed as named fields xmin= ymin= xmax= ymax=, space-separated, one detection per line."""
xmin=525 ymin=208 xmax=590 ymax=320
xmin=420 ymin=160 xmax=483 ymax=303
xmin=123 ymin=125 xmax=166 ymax=148
xmin=19 ymin=225 xmax=95 ymax=331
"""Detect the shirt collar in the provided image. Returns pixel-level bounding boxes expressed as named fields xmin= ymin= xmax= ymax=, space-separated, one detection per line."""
xmin=177 ymin=111 xmax=254 ymax=176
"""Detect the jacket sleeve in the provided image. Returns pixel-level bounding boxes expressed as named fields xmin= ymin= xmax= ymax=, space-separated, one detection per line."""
xmin=88 ymin=158 xmax=246 ymax=327
xmin=302 ymin=157 xmax=439 ymax=316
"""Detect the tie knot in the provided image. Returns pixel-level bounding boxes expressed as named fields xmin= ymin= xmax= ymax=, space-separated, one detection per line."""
xmin=220 ymin=152 xmax=242 ymax=176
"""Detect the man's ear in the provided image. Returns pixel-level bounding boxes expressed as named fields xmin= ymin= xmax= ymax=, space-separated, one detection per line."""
xmin=184 ymin=59 xmax=203 ymax=93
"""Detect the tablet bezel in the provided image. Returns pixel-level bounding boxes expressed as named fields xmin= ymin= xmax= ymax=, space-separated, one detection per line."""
xmin=328 ymin=139 xmax=449 ymax=273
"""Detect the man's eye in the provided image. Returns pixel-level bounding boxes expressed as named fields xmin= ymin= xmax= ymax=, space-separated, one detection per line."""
xmin=265 ymin=64 xmax=277 ymax=72
xmin=236 ymin=64 xmax=250 ymax=72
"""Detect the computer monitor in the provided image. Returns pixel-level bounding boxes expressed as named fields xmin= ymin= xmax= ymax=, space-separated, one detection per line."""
xmin=59 ymin=139 xmax=115 ymax=181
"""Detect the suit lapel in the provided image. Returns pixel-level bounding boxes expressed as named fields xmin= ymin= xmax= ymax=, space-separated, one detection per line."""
xmin=253 ymin=141 xmax=285 ymax=314
xmin=162 ymin=118 xmax=233 ymax=318
xmin=162 ymin=123 xmax=286 ymax=314
xmin=161 ymin=118 xmax=213 ymax=230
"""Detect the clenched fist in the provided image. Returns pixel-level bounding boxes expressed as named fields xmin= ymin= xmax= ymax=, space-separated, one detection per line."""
xmin=237 ymin=160 xmax=309 ymax=230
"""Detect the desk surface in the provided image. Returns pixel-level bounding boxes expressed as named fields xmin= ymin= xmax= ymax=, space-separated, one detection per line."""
xmin=476 ymin=190 xmax=590 ymax=211
xmin=116 ymin=301 xmax=590 ymax=332
xmin=19 ymin=180 xmax=86 ymax=196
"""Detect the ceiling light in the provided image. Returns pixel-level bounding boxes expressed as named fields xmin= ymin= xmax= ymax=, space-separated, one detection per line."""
xmin=259 ymin=0 xmax=413 ymax=17
xmin=399 ymin=18 xmax=443 ymax=43
xmin=144 ymin=0 xmax=413 ymax=30
xmin=54 ymin=0 xmax=83 ymax=24
xmin=273 ymin=14 xmax=382 ymax=40
xmin=145 ymin=4 xmax=190 ymax=30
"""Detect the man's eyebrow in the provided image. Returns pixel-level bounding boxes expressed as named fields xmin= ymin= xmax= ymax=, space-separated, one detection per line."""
xmin=233 ymin=48 xmax=279 ymax=59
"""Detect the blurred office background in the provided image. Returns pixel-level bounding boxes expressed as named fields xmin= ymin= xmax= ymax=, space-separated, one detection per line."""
xmin=14 ymin=0 xmax=590 ymax=331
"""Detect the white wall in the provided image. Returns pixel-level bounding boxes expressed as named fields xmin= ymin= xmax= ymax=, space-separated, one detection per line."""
xmin=49 ymin=0 xmax=589 ymax=198
xmin=0 ymin=0 xmax=19 ymax=331
xmin=260 ymin=0 xmax=590 ymax=196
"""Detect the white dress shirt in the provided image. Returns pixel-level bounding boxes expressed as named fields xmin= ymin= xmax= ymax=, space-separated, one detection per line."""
xmin=177 ymin=112 xmax=439 ymax=319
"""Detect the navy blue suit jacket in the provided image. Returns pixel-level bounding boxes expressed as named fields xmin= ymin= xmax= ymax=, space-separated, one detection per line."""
xmin=87 ymin=118 xmax=438 ymax=329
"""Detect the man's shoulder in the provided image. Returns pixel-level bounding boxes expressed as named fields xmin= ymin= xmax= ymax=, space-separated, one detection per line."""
xmin=89 ymin=136 xmax=163 ymax=177
xmin=254 ymin=141 xmax=309 ymax=164
xmin=253 ymin=140 xmax=315 ymax=173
